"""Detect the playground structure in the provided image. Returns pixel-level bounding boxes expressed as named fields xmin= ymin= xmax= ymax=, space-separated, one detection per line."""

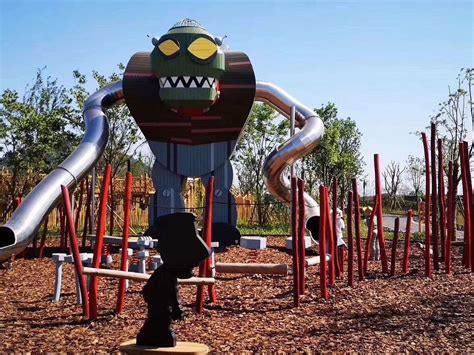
xmin=0 ymin=19 xmax=473 ymax=354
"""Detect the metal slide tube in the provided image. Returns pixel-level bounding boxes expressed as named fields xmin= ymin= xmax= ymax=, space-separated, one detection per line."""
xmin=255 ymin=82 xmax=324 ymax=218
xmin=0 ymin=81 xmax=124 ymax=261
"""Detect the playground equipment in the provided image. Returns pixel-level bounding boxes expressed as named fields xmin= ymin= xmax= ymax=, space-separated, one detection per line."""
xmin=0 ymin=18 xmax=324 ymax=262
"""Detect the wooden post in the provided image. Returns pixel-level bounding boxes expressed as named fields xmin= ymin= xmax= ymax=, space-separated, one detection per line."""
xmin=347 ymin=191 xmax=354 ymax=286
xmin=89 ymin=164 xmax=112 ymax=320
xmin=319 ymin=186 xmax=328 ymax=299
xmin=446 ymin=161 xmax=454 ymax=274
xmin=352 ymin=179 xmax=364 ymax=281
xmin=402 ymin=210 xmax=413 ymax=274
xmin=291 ymin=177 xmax=300 ymax=306
xmin=363 ymin=199 xmax=379 ymax=276
xmin=430 ymin=123 xmax=439 ymax=270
xmin=297 ymin=178 xmax=306 ymax=295
xmin=61 ymin=185 xmax=89 ymax=318
xmin=74 ymin=180 xmax=85 ymax=239
xmin=374 ymin=154 xmax=389 ymax=273
xmin=438 ymin=139 xmax=446 ymax=261
xmin=421 ymin=133 xmax=432 ymax=278
xmin=116 ymin=171 xmax=133 ymax=314
xmin=390 ymin=217 xmax=400 ymax=276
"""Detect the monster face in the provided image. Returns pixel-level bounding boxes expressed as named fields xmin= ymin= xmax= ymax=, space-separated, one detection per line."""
xmin=151 ymin=19 xmax=225 ymax=112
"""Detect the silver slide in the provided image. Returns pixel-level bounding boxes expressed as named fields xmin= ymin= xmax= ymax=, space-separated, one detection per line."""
xmin=0 ymin=81 xmax=124 ymax=261
xmin=255 ymin=81 xmax=325 ymax=218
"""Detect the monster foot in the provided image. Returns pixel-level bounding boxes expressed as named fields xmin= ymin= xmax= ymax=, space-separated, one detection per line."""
xmin=136 ymin=320 xmax=176 ymax=347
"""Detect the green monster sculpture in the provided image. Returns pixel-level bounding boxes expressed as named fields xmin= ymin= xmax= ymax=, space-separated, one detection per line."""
xmin=124 ymin=19 xmax=256 ymax=246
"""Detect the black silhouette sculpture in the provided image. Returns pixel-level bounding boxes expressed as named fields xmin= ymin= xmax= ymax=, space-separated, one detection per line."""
xmin=137 ymin=213 xmax=210 ymax=347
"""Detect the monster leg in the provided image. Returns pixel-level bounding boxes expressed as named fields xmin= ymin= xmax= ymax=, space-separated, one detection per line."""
xmin=201 ymin=160 xmax=237 ymax=226
xmin=150 ymin=162 xmax=187 ymax=224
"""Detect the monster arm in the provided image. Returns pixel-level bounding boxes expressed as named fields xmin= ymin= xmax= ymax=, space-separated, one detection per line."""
xmin=254 ymin=81 xmax=325 ymax=218
xmin=0 ymin=81 xmax=124 ymax=260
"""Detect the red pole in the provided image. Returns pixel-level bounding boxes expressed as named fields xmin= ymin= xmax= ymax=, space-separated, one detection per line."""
xmin=89 ymin=164 xmax=112 ymax=320
xmin=421 ymin=133 xmax=432 ymax=278
xmin=82 ymin=177 xmax=92 ymax=248
xmin=61 ymin=185 xmax=89 ymax=318
xmin=196 ymin=176 xmax=216 ymax=313
xmin=325 ymin=187 xmax=336 ymax=286
xmin=402 ymin=209 xmax=413 ymax=273
xmin=332 ymin=178 xmax=340 ymax=278
xmin=438 ymin=139 xmax=446 ymax=262
xmin=319 ymin=186 xmax=328 ymax=299
xmin=363 ymin=199 xmax=379 ymax=276
xmin=205 ymin=177 xmax=216 ymax=304
xmin=352 ymin=179 xmax=364 ymax=281
xmin=374 ymin=154 xmax=389 ymax=273
xmin=290 ymin=177 xmax=300 ymax=306
xmin=390 ymin=217 xmax=400 ymax=276
xmin=446 ymin=161 xmax=454 ymax=274
xmin=109 ymin=174 xmax=114 ymax=236
xmin=297 ymin=178 xmax=306 ymax=295
xmin=347 ymin=191 xmax=354 ymax=287
xmin=430 ymin=123 xmax=439 ymax=270
xmin=460 ymin=142 xmax=472 ymax=269
xmin=116 ymin=171 xmax=133 ymax=314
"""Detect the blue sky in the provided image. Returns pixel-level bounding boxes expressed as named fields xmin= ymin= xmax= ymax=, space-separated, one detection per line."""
xmin=0 ymin=0 xmax=472 ymax=188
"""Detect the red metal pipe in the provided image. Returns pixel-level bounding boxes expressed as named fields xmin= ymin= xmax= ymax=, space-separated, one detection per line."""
xmin=116 ymin=171 xmax=133 ymax=314
xmin=402 ymin=209 xmax=413 ymax=273
xmin=196 ymin=175 xmax=216 ymax=313
xmin=347 ymin=191 xmax=354 ymax=287
xmin=438 ymin=139 xmax=446 ymax=261
xmin=61 ymin=185 xmax=90 ymax=318
xmin=318 ymin=186 xmax=328 ymax=299
xmin=446 ymin=161 xmax=454 ymax=274
xmin=297 ymin=178 xmax=306 ymax=295
xmin=290 ymin=177 xmax=300 ymax=306
xmin=205 ymin=177 xmax=216 ymax=304
xmin=374 ymin=154 xmax=389 ymax=273
xmin=89 ymin=164 xmax=112 ymax=320
xmin=82 ymin=177 xmax=92 ymax=248
xmin=430 ymin=123 xmax=439 ymax=270
xmin=332 ymin=178 xmax=340 ymax=277
xmin=460 ymin=142 xmax=472 ymax=270
xmin=109 ymin=175 xmax=114 ymax=236
xmin=352 ymin=178 xmax=364 ymax=281
xmin=325 ymin=187 xmax=336 ymax=286
xmin=390 ymin=217 xmax=400 ymax=276
xmin=421 ymin=133 xmax=432 ymax=278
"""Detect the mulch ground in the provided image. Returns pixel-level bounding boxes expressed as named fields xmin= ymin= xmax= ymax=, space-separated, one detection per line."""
xmin=0 ymin=236 xmax=473 ymax=353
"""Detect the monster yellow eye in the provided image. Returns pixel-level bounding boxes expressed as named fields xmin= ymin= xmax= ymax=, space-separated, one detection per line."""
xmin=187 ymin=37 xmax=218 ymax=61
xmin=158 ymin=39 xmax=180 ymax=57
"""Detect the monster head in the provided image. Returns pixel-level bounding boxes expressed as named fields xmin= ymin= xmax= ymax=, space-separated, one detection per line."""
xmin=151 ymin=19 xmax=225 ymax=113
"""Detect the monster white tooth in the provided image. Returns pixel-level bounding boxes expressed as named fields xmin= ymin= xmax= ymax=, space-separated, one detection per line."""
xmin=202 ymin=81 xmax=210 ymax=88
xmin=177 ymin=80 xmax=184 ymax=88
xmin=164 ymin=80 xmax=171 ymax=88
xmin=190 ymin=81 xmax=197 ymax=88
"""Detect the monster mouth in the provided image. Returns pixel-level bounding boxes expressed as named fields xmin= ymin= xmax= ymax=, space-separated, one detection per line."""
xmin=159 ymin=76 xmax=218 ymax=89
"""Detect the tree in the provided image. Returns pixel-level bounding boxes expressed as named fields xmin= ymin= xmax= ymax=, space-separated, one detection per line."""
xmin=382 ymin=161 xmax=406 ymax=210
xmin=299 ymin=102 xmax=364 ymax=206
xmin=233 ymin=103 xmax=289 ymax=225
xmin=0 ymin=69 xmax=81 ymax=214
xmin=405 ymin=155 xmax=424 ymax=207
xmin=71 ymin=65 xmax=144 ymax=177
xmin=431 ymin=68 xmax=473 ymax=188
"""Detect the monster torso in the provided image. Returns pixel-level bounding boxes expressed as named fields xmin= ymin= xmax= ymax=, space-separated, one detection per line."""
xmin=123 ymin=51 xmax=256 ymax=145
